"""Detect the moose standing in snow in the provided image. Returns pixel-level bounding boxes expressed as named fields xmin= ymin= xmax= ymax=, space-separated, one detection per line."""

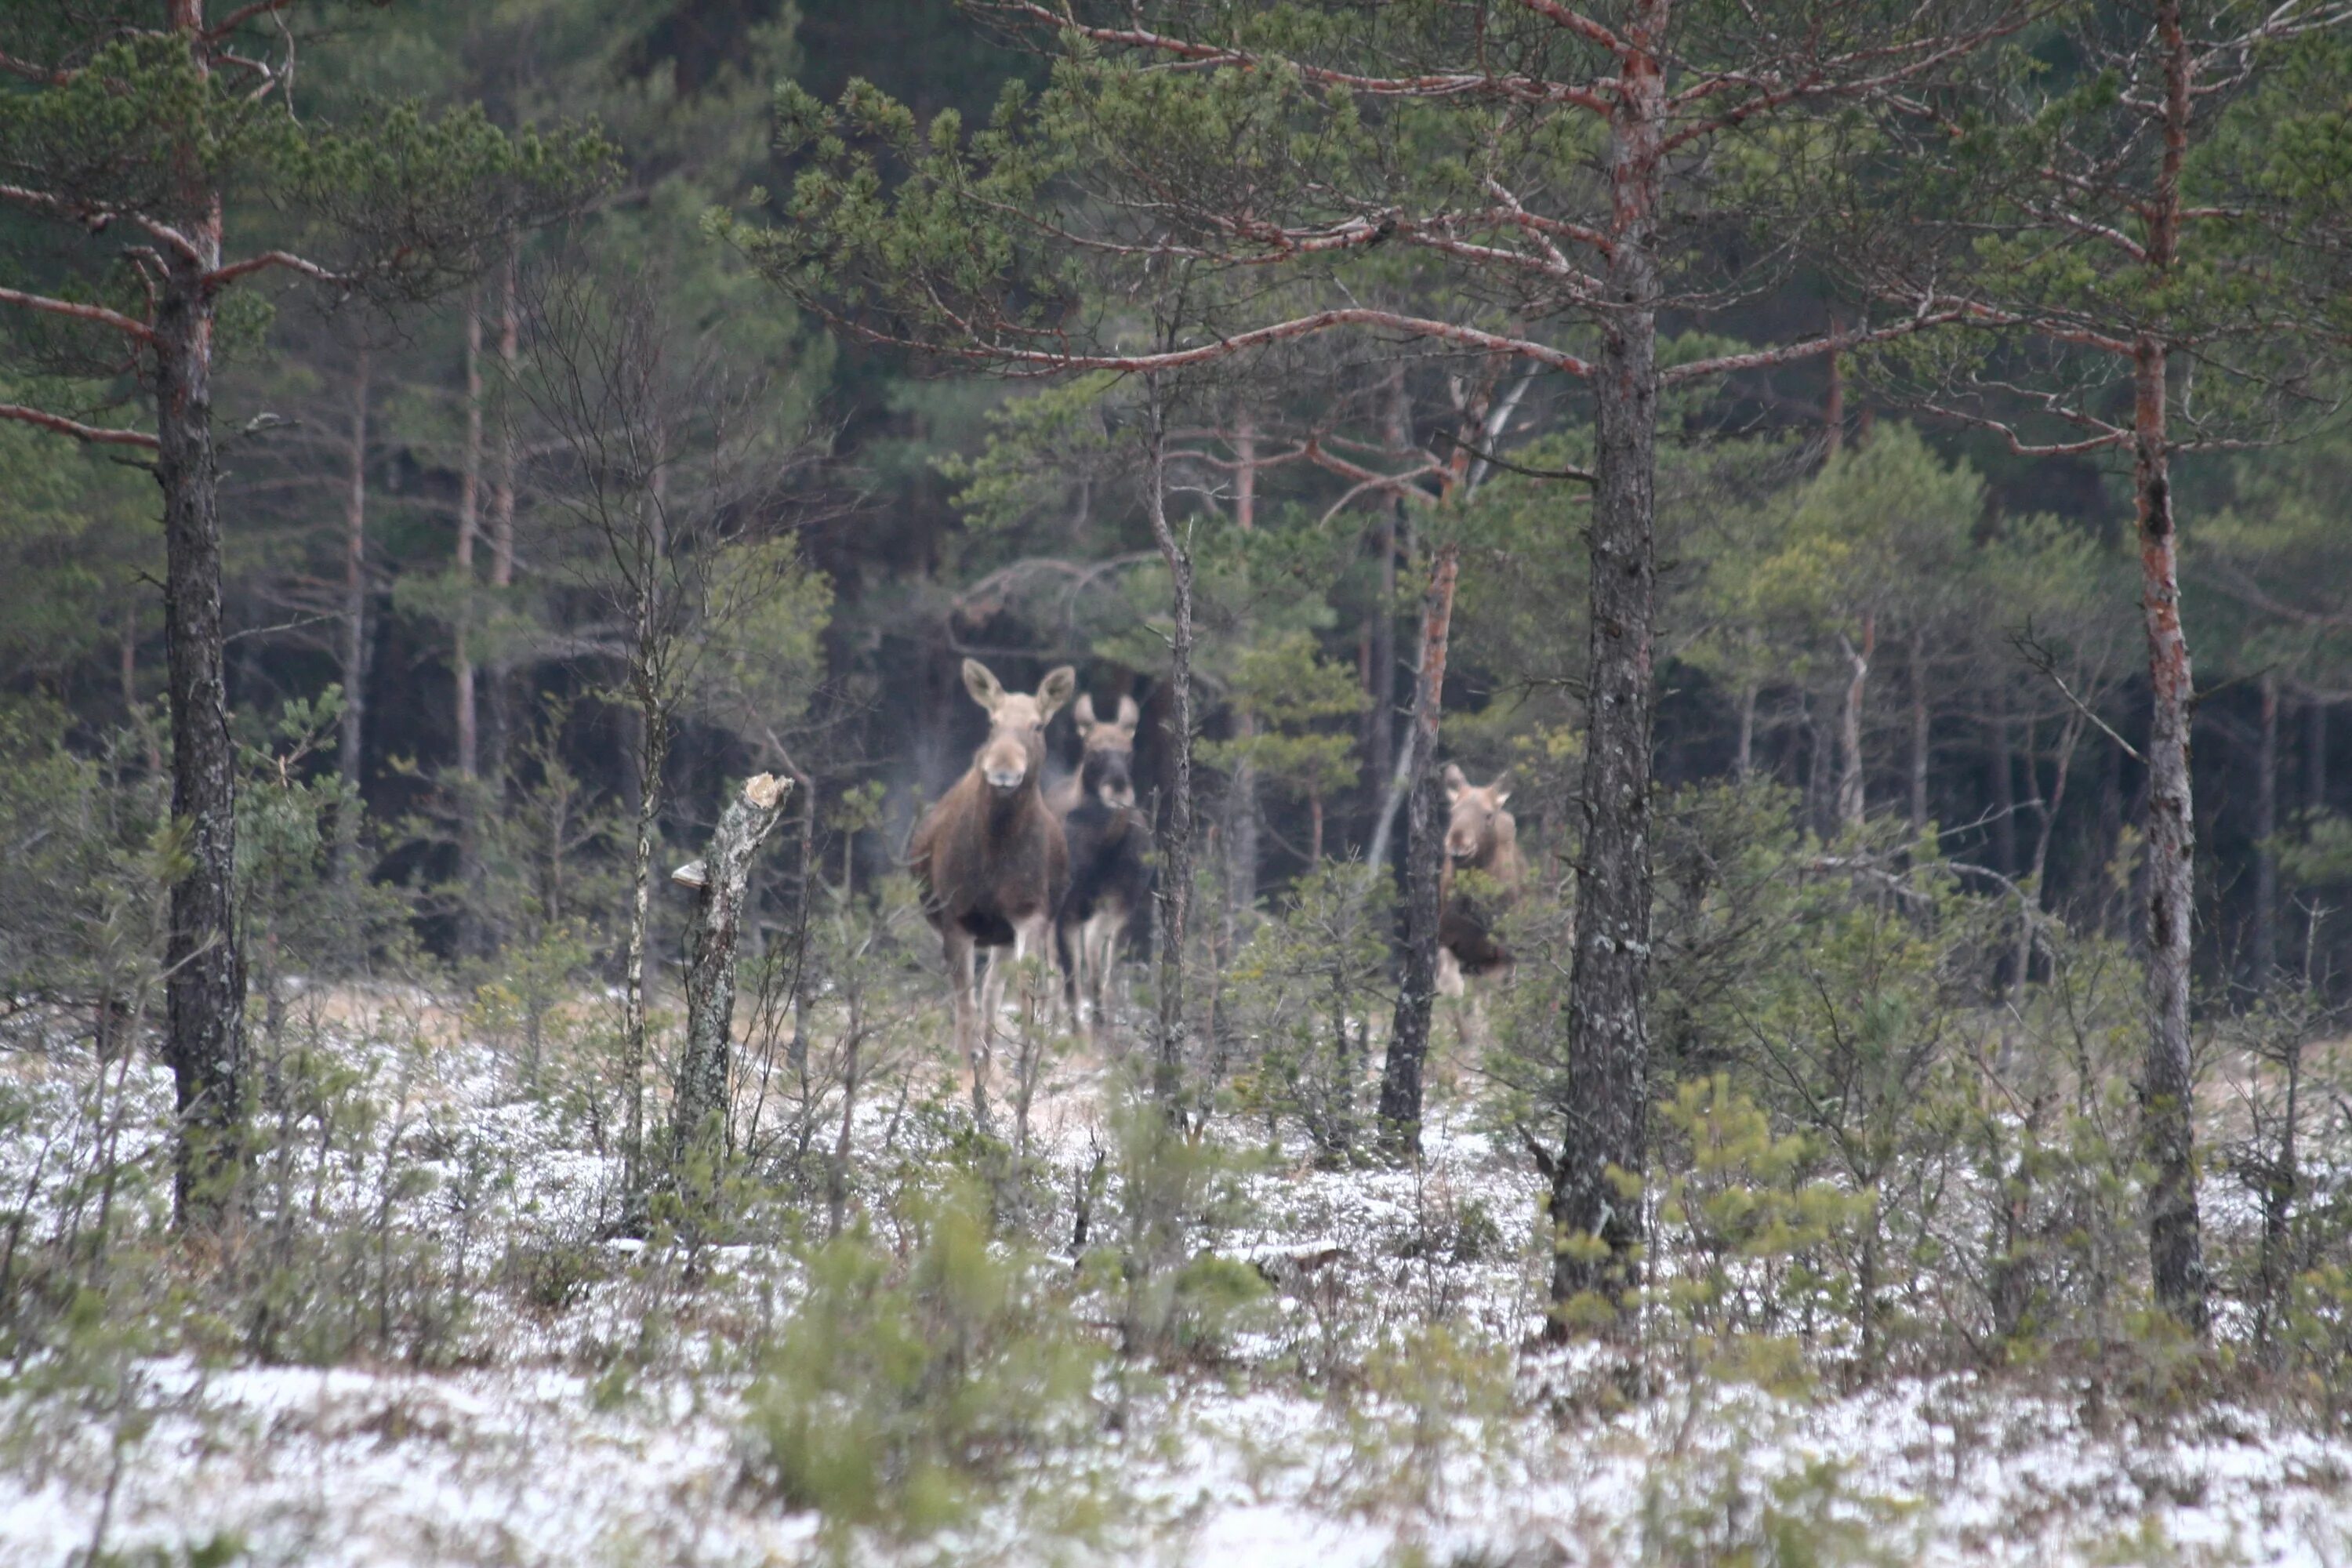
xmin=909 ymin=659 xmax=1076 ymax=1130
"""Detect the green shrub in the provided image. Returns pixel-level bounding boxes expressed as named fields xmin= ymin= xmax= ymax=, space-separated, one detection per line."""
xmin=740 ymin=1178 xmax=1102 ymax=1539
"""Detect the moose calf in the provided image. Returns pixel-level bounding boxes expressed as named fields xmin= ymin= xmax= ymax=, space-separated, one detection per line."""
xmin=1054 ymin=693 xmax=1152 ymax=1042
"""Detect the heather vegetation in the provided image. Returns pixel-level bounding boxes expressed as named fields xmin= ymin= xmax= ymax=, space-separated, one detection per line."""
xmin=9 ymin=2 xmax=2352 ymax=1563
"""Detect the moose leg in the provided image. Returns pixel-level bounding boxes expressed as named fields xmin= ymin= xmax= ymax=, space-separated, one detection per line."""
xmin=1010 ymin=913 xmax=1054 ymax=1155
xmin=1083 ymin=909 xmax=1120 ymax=1047
xmin=1056 ymin=918 xmax=1083 ymax=1037
xmin=1436 ymin=946 xmax=1466 ymax=1000
xmin=945 ymin=926 xmax=990 ymax=1134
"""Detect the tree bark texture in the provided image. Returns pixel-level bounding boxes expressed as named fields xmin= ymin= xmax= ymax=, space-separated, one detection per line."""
xmin=1909 ymin=629 xmax=1931 ymax=836
xmin=455 ymin=299 xmax=485 ymax=955
xmin=670 ymin=774 xmax=792 ymax=1200
xmin=336 ymin=350 xmax=371 ymax=886
xmin=2136 ymin=0 xmax=2208 ymax=1333
xmin=1988 ymin=685 xmax=2017 ymax=877
xmin=2308 ymin=696 xmax=2326 ymax=817
xmin=1143 ymin=376 xmax=1195 ymax=1106
xmin=484 ymin=248 xmax=521 ymax=784
xmin=1838 ymin=612 xmax=1872 ymax=833
xmin=1377 ymin=540 xmax=1460 ymax=1158
xmin=1549 ymin=2 xmax=1664 ymax=1332
xmin=158 ymin=256 xmax=246 ymax=1231
xmin=2256 ymin=670 xmax=2279 ymax=985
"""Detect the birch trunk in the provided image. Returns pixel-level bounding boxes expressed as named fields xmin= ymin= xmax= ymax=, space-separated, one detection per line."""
xmin=670 ymin=774 xmax=792 ymax=1210
xmin=1837 ymin=612 xmax=1872 ymax=833
xmin=2137 ymin=0 xmax=2208 ymax=1333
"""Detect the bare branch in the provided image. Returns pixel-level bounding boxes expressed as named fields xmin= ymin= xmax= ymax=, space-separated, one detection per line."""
xmin=205 ymin=250 xmax=352 ymax=292
xmin=0 ymin=285 xmax=155 ymax=343
xmin=0 ymin=403 xmax=158 ymax=449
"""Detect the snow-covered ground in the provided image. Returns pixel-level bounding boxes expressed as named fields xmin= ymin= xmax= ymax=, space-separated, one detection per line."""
xmin=5 ymin=989 xmax=2352 ymax=1566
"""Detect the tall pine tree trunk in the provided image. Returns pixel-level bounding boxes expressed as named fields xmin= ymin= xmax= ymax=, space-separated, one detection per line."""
xmin=1549 ymin=4 xmax=1664 ymax=1330
xmin=158 ymin=258 xmax=246 ymax=1232
xmin=485 ymin=247 xmax=521 ymax=784
xmin=1734 ymin=673 xmax=1758 ymax=782
xmin=1366 ymin=509 xmax=1398 ymax=838
xmin=454 ymin=297 xmax=485 ymax=956
xmin=2308 ymin=695 xmax=2327 ymax=817
xmin=2256 ymin=670 xmax=2279 ymax=985
xmin=1143 ymin=374 xmax=1195 ymax=1108
xmin=336 ymin=350 xmax=371 ymax=891
xmin=1377 ymin=540 xmax=1460 ymax=1158
xmin=2137 ymin=0 xmax=2207 ymax=1332
xmin=1988 ymin=684 xmax=2017 ymax=877
xmin=1909 ymin=629 xmax=1931 ymax=836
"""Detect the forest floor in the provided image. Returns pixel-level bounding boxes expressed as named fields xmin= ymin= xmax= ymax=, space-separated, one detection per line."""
xmin=5 ymin=987 xmax=2352 ymax=1566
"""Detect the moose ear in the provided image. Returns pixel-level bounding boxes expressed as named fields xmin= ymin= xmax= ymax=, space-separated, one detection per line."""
xmin=1116 ymin=694 xmax=1141 ymax=730
xmin=1492 ymin=789 xmax=1512 ymax=808
xmin=1444 ymin=762 xmax=1469 ymax=798
xmin=962 ymin=659 xmax=1005 ymax=713
xmin=1036 ymin=665 xmax=1079 ymax=720
xmin=1073 ymin=692 xmax=1098 ymax=733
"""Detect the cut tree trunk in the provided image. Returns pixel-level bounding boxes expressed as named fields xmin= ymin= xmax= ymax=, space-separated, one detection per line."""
xmin=157 ymin=259 xmax=247 ymax=1232
xmin=1548 ymin=2 xmax=1664 ymax=1334
xmin=670 ymin=773 xmax=793 ymax=1212
xmin=1377 ymin=540 xmax=1461 ymax=1159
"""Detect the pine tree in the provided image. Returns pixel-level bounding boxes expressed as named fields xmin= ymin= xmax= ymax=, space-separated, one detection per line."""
xmin=0 ymin=6 xmax=605 ymax=1227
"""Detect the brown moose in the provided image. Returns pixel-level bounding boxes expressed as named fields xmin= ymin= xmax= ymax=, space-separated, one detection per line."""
xmin=1438 ymin=764 xmax=1522 ymax=997
xmin=909 ymin=659 xmax=1077 ymax=1126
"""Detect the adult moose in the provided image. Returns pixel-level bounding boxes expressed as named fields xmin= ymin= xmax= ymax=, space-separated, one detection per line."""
xmin=1054 ymin=694 xmax=1152 ymax=1041
xmin=911 ymin=659 xmax=1077 ymax=1129
xmin=1438 ymin=765 xmax=1522 ymax=997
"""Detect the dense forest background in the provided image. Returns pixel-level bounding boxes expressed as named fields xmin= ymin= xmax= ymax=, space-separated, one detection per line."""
xmin=7 ymin=0 xmax=2345 ymax=986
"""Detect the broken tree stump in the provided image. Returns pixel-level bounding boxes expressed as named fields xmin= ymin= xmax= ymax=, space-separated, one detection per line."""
xmin=668 ymin=771 xmax=792 ymax=1207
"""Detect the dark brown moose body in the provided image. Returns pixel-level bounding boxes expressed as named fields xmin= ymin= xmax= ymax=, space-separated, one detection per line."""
xmin=1053 ymin=693 xmax=1152 ymax=1041
xmin=909 ymin=659 xmax=1077 ymax=1129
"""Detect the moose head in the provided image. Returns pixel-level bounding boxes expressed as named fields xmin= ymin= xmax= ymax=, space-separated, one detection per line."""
xmin=1072 ymin=691 xmax=1141 ymax=811
xmin=1444 ymin=764 xmax=1513 ymax=865
xmin=964 ymin=659 xmax=1077 ymax=797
